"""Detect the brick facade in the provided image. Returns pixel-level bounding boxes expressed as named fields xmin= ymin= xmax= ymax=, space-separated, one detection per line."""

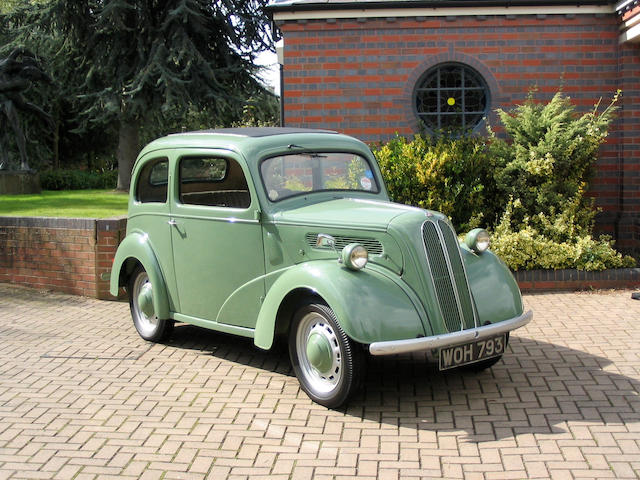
xmin=618 ymin=39 xmax=640 ymax=253
xmin=273 ymin=6 xmax=640 ymax=253
xmin=0 ymin=217 xmax=126 ymax=299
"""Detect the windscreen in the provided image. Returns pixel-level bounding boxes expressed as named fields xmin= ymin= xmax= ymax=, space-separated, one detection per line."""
xmin=260 ymin=152 xmax=379 ymax=201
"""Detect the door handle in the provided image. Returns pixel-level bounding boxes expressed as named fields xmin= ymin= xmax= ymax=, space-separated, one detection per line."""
xmin=168 ymin=219 xmax=178 ymax=226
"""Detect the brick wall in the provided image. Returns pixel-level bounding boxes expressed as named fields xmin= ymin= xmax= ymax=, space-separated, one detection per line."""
xmin=278 ymin=12 xmax=639 ymax=254
xmin=280 ymin=14 xmax=620 ymax=139
xmin=617 ymin=40 xmax=640 ymax=252
xmin=0 ymin=217 xmax=126 ymax=299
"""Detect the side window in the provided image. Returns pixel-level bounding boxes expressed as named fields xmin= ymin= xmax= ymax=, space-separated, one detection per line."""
xmin=136 ymin=157 xmax=168 ymax=203
xmin=179 ymin=156 xmax=251 ymax=208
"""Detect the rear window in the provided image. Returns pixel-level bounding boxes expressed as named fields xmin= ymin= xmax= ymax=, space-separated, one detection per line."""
xmin=178 ymin=156 xmax=251 ymax=209
xmin=136 ymin=158 xmax=168 ymax=203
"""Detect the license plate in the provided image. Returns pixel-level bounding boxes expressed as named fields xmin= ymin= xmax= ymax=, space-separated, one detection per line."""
xmin=439 ymin=334 xmax=507 ymax=371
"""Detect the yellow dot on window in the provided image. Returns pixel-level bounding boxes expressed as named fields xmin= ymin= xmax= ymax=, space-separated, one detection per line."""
xmin=447 ymin=97 xmax=456 ymax=106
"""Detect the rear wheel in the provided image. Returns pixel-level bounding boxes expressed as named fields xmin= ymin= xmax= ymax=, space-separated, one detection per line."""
xmin=128 ymin=265 xmax=174 ymax=342
xmin=289 ymin=302 xmax=364 ymax=408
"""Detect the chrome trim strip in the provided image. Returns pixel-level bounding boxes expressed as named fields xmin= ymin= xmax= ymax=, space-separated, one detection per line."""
xmin=432 ymin=220 xmax=466 ymax=331
xmin=369 ymin=310 xmax=533 ymax=356
xmin=442 ymin=220 xmax=480 ymax=328
xmin=169 ymin=213 xmax=259 ymax=224
xmin=419 ymin=220 xmax=447 ymax=330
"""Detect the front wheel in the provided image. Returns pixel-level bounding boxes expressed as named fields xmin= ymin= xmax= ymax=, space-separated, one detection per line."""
xmin=289 ymin=302 xmax=364 ymax=408
xmin=128 ymin=265 xmax=174 ymax=342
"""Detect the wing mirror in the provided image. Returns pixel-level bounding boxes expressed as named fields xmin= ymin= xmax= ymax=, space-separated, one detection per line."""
xmin=316 ymin=233 xmax=342 ymax=263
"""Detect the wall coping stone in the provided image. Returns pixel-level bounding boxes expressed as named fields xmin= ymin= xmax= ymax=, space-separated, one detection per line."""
xmin=514 ymin=267 xmax=640 ymax=291
xmin=0 ymin=216 xmax=127 ymax=230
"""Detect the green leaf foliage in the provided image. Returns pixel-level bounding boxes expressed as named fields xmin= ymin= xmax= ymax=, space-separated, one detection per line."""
xmin=1 ymin=0 xmax=277 ymax=184
xmin=40 ymin=168 xmax=117 ymax=190
xmin=46 ymin=0 xmax=274 ymax=127
xmin=488 ymin=90 xmax=619 ymax=241
xmin=487 ymin=90 xmax=635 ymax=270
xmin=375 ymin=89 xmax=635 ymax=271
xmin=490 ymin=199 xmax=635 ymax=271
xmin=374 ymin=133 xmax=493 ymax=232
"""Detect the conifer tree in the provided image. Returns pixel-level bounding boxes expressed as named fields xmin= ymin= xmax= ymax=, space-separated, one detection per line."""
xmin=9 ymin=0 xmax=273 ymax=189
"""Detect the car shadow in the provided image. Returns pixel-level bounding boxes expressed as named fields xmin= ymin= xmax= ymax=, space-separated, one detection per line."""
xmin=165 ymin=324 xmax=640 ymax=443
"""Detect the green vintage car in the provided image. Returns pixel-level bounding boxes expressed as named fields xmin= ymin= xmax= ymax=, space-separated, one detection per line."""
xmin=111 ymin=127 xmax=532 ymax=407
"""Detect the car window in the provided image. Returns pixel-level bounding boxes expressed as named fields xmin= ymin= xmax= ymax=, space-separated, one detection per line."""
xmin=261 ymin=152 xmax=379 ymax=201
xmin=179 ymin=156 xmax=251 ymax=208
xmin=136 ymin=157 xmax=168 ymax=203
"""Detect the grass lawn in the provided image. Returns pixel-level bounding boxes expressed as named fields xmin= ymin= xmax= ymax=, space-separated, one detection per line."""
xmin=0 ymin=190 xmax=129 ymax=218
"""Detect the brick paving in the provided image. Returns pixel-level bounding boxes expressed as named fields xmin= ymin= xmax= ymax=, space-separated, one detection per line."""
xmin=0 ymin=283 xmax=639 ymax=479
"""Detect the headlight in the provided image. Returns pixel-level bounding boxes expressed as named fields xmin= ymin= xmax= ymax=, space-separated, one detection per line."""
xmin=341 ymin=243 xmax=368 ymax=270
xmin=464 ymin=228 xmax=490 ymax=253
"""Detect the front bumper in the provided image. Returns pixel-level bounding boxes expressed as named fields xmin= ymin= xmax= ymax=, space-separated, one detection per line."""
xmin=369 ymin=310 xmax=533 ymax=356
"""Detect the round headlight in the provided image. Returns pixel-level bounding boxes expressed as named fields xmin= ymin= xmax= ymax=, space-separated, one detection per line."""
xmin=341 ymin=243 xmax=368 ymax=270
xmin=465 ymin=228 xmax=491 ymax=253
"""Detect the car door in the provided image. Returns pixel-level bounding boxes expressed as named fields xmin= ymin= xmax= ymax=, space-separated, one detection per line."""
xmin=129 ymin=155 xmax=180 ymax=311
xmin=169 ymin=150 xmax=265 ymax=329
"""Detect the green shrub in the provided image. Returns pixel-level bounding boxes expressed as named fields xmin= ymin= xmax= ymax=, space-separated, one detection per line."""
xmin=373 ymin=89 xmax=635 ymax=271
xmin=487 ymin=89 xmax=635 ymax=270
xmin=490 ymin=200 xmax=636 ymax=271
xmin=488 ymin=90 xmax=618 ymax=242
xmin=40 ymin=169 xmax=118 ymax=190
xmin=374 ymin=134 xmax=493 ymax=232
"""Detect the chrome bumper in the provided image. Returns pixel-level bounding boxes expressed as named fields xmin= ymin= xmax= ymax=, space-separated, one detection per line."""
xmin=369 ymin=310 xmax=533 ymax=356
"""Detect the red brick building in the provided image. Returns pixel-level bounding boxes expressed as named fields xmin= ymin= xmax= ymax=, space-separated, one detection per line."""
xmin=268 ymin=0 xmax=640 ymax=253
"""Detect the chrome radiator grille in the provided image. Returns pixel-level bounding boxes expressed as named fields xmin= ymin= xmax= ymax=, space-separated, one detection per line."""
xmin=421 ymin=219 xmax=476 ymax=332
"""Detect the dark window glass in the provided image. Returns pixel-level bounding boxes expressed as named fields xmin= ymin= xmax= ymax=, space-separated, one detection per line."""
xmin=179 ymin=156 xmax=250 ymax=209
xmin=136 ymin=158 xmax=168 ymax=203
xmin=415 ymin=63 xmax=489 ymax=132
xmin=149 ymin=161 xmax=168 ymax=185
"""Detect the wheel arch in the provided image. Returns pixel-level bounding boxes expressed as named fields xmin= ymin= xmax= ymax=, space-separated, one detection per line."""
xmin=254 ymin=262 xmax=426 ymax=351
xmin=110 ymin=232 xmax=171 ymax=319
xmin=272 ymin=287 xmax=323 ymax=339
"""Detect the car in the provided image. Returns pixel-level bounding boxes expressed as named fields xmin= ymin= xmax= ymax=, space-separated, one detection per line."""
xmin=110 ymin=127 xmax=532 ymax=408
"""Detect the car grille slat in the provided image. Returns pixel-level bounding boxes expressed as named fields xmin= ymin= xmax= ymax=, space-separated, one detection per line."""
xmin=306 ymin=233 xmax=383 ymax=256
xmin=422 ymin=222 xmax=462 ymax=332
xmin=437 ymin=220 xmax=476 ymax=330
xmin=422 ymin=220 xmax=476 ymax=332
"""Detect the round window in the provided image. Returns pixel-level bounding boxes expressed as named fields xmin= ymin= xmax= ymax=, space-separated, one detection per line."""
xmin=414 ymin=63 xmax=489 ymax=131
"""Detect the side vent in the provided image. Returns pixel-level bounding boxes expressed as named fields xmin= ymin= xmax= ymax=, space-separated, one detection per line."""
xmin=305 ymin=233 xmax=384 ymax=256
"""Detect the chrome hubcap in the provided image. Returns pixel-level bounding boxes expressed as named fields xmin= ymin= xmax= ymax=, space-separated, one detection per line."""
xmin=306 ymin=332 xmax=334 ymax=374
xmin=296 ymin=312 xmax=342 ymax=394
xmin=137 ymin=282 xmax=154 ymax=318
xmin=132 ymin=272 xmax=158 ymax=336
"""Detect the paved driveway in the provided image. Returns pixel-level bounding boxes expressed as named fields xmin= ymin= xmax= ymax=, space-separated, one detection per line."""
xmin=1 ymin=284 xmax=639 ymax=479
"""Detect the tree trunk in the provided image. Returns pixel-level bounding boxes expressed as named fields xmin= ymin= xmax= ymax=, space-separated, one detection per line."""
xmin=53 ymin=118 xmax=60 ymax=170
xmin=116 ymin=118 xmax=139 ymax=191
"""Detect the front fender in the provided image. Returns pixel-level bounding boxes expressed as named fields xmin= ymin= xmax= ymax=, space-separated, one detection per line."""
xmin=462 ymin=247 xmax=524 ymax=323
xmin=110 ymin=232 xmax=170 ymax=319
xmin=254 ymin=262 xmax=427 ymax=350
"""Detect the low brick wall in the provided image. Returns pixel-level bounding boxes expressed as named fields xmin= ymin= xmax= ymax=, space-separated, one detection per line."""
xmin=514 ymin=268 xmax=640 ymax=292
xmin=1 ymin=215 xmax=638 ymax=299
xmin=0 ymin=216 xmax=127 ymax=300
